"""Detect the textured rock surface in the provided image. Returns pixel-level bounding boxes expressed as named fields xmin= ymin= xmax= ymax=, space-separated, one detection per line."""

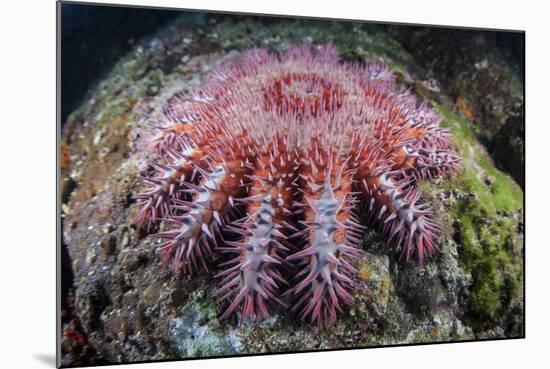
xmin=388 ymin=27 xmax=524 ymax=187
xmin=61 ymin=16 xmax=524 ymax=365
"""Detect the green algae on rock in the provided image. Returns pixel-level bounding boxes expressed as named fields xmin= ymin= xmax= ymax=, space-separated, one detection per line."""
xmin=431 ymin=104 xmax=523 ymax=334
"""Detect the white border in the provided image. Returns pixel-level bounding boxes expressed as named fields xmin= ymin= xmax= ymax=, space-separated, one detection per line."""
xmin=1 ymin=1 xmax=547 ymax=368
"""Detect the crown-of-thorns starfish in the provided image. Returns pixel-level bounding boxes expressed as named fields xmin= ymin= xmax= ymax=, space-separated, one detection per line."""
xmin=134 ymin=43 xmax=460 ymax=326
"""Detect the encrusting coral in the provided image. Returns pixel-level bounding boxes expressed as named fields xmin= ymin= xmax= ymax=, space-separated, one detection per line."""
xmin=133 ymin=44 xmax=460 ymax=326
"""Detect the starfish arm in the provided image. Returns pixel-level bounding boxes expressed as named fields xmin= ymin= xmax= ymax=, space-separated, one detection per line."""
xmin=360 ymin=171 xmax=440 ymax=264
xmin=152 ymin=133 xmax=254 ymax=273
xmin=133 ymin=141 xmax=197 ymax=231
xmin=216 ymin=144 xmax=297 ymax=322
xmin=286 ymin=153 xmax=363 ymax=326
xmin=412 ymin=148 xmax=461 ymax=180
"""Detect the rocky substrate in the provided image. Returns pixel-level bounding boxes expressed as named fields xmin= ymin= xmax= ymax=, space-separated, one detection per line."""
xmin=61 ymin=15 xmax=524 ymax=365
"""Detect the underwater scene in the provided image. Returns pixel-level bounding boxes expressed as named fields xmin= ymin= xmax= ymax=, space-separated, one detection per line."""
xmin=59 ymin=3 xmax=524 ymax=367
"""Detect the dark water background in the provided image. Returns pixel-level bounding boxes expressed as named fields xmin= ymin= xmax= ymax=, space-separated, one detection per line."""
xmin=60 ymin=3 xmax=181 ymax=122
